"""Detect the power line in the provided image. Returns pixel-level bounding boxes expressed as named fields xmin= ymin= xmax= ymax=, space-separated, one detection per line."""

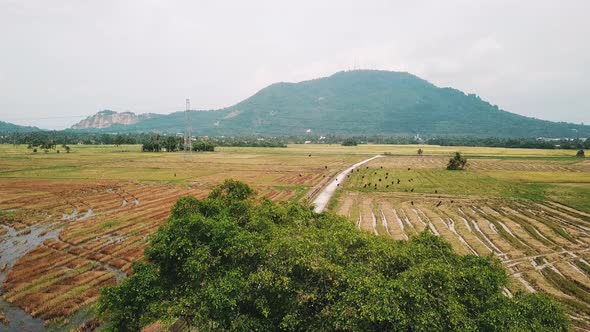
xmin=184 ymin=99 xmax=192 ymax=161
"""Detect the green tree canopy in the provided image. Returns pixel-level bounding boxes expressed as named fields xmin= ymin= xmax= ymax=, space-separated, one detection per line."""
xmin=447 ymin=152 xmax=468 ymax=170
xmin=98 ymin=180 xmax=568 ymax=331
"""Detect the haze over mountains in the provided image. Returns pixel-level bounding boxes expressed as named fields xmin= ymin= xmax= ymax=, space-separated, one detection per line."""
xmin=5 ymin=70 xmax=590 ymax=138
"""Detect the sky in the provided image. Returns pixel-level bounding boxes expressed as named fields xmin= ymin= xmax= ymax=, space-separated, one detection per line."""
xmin=0 ymin=0 xmax=589 ymax=130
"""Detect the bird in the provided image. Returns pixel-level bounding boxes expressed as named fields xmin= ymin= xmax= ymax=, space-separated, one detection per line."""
xmin=410 ymin=188 xmax=414 ymax=192
xmin=309 ymin=154 xmax=312 ymax=157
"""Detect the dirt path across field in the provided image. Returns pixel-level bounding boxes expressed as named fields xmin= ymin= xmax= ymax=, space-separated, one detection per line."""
xmin=313 ymin=155 xmax=382 ymax=213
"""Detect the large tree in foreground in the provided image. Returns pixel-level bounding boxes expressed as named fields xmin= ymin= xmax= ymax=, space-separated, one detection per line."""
xmin=98 ymin=179 xmax=568 ymax=331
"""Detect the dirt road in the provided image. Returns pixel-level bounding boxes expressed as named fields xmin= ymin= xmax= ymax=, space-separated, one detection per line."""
xmin=313 ymin=155 xmax=382 ymax=213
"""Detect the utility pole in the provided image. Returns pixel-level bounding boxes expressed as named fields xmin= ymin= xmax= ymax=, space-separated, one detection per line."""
xmin=184 ymin=98 xmax=192 ymax=160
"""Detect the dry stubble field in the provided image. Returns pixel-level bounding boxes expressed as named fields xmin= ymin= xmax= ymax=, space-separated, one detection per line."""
xmin=0 ymin=143 xmax=589 ymax=330
xmin=334 ymin=151 xmax=590 ymax=330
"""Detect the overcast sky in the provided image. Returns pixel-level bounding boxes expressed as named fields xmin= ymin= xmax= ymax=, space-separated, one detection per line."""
xmin=1 ymin=0 xmax=589 ymax=129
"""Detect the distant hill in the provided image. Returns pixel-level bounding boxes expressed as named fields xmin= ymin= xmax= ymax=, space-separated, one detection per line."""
xmin=73 ymin=70 xmax=590 ymax=138
xmin=72 ymin=110 xmax=162 ymax=129
xmin=0 ymin=120 xmax=40 ymax=132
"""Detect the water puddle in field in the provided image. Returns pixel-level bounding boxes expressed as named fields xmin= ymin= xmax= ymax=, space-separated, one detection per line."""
xmin=0 ymin=224 xmax=61 ymax=283
xmin=104 ymin=264 xmax=127 ymax=283
xmin=77 ymin=209 xmax=94 ymax=221
xmin=61 ymin=209 xmax=78 ymax=221
xmin=0 ymin=298 xmax=45 ymax=331
xmin=0 ymin=223 xmax=62 ymax=331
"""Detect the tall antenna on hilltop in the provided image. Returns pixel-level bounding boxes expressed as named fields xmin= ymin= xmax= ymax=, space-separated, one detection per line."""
xmin=184 ymin=98 xmax=192 ymax=160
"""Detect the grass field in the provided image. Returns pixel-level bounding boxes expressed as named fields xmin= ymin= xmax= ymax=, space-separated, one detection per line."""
xmin=0 ymin=143 xmax=588 ymax=330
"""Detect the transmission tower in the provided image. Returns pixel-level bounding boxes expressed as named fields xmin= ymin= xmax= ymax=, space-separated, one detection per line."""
xmin=184 ymin=98 xmax=192 ymax=160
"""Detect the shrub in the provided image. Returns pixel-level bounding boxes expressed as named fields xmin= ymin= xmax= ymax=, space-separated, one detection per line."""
xmin=447 ymin=152 xmax=467 ymax=170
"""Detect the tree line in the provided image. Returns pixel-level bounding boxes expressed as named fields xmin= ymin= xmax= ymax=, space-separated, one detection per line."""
xmin=1 ymin=131 xmax=589 ymax=150
xmin=141 ymin=135 xmax=216 ymax=152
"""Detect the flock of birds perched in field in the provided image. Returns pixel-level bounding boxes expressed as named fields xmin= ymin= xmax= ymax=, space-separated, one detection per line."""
xmin=325 ymin=163 xmax=450 ymax=208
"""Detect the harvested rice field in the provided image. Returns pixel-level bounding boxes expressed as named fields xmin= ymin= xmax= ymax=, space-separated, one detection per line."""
xmin=0 ymin=143 xmax=589 ymax=330
xmin=333 ymin=151 xmax=590 ymax=330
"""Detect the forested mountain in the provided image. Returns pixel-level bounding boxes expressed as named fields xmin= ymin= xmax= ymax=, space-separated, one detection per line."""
xmin=0 ymin=120 xmax=40 ymax=132
xmin=76 ymin=70 xmax=590 ymax=137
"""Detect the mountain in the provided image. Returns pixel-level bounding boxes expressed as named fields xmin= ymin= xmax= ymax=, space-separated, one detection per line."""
xmin=74 ymin=70 xmax=590 ymax=138
xmin=0 ymin=120 xmax=40 ymax=132
xmin=71 ymin=110 xmax=162 ymax=129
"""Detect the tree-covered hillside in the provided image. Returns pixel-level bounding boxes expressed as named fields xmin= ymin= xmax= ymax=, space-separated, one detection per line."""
xmin=0 ymin=120 xmax=40 ymax=133
xmin=89 ymin=70 xmax=590 ymax=138
xmin=98 ymin=180 xmax=569 ymax=331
